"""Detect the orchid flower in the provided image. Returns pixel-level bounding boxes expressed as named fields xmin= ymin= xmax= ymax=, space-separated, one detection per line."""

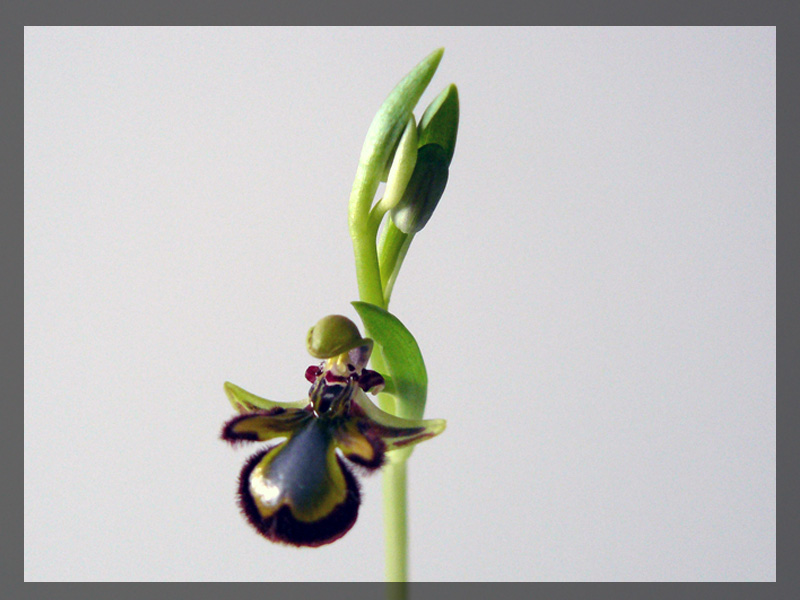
xmin=222 ymin=316 xmax=445 ymax=547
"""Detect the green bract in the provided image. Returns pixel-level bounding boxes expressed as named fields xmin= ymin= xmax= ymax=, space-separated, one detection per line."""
xmin=352 ymin=301 xmax=427 ymax=420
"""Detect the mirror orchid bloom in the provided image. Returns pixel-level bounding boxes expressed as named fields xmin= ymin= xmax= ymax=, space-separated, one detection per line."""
xmin=222 ymin=339 xmax=445 ymax=547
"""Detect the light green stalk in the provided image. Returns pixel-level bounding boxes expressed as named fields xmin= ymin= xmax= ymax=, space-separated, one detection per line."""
xmin=383 ymin=459 xmax=408 ymax=584
xmin=348 ymin=48 xmax=457 ymax=589
xmin=349 ymin=49 xmax=443 ymax=309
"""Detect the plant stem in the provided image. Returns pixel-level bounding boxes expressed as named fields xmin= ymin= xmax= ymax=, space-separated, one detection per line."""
xmin=383 ymin=458 xmax=408 ymax=584
xmin=379 ymin=227 xmax=414 ymax=302
xmin=350 ymin=49 xmax=444 ymax=586
xmin=352 ymin=221 xmax=411 ymax=585
xmin=353 ymin=219 xmax=413 ymax=586
xmin=372 ymin=210 xmax=419 ymax=587
xmin=352 ymin=225 xmax=385 ymax=308
xmin=375 ymin=239 xmax=414 ymax=588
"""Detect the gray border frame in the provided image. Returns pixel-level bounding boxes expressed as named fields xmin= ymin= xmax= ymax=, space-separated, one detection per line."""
xmin=16 ymin=1 xmax=787 ymax=596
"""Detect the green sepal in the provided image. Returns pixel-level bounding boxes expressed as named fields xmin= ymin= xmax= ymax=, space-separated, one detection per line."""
xmin=417 ymin=83 xmax=459 ymax=165
xmin=351 ymin=301 xmax=427 ymax=420
xmin=224 ymin=381 xmax=309 ymax=414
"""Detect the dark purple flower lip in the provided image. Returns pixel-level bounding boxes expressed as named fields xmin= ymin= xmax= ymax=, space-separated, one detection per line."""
xmin=236 ymin=427 xmax=360 ymax=547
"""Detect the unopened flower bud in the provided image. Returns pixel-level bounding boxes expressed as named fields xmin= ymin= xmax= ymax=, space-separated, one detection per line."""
xmin=379 ymin=116 xmax=418 ymax=211
xmin=389 ymin=143 xmax=449 ymax=234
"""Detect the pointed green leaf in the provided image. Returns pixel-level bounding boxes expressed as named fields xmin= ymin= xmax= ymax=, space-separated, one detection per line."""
xmin=351 ymin=301 xmax=427 ymax=420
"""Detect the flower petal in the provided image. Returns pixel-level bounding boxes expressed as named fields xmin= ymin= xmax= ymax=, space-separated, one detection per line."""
xmin=225 ymin=381 xmax=309 ymax=414
xmin=351 ymin=389 xmax=446 ymax=451
xmin=334 ymin=418 xmax=386 ymax=471
xmin=221 ymin=407 xmax=312 ymax=444
xmin=237 ymin=419 xmax=360 ymax=547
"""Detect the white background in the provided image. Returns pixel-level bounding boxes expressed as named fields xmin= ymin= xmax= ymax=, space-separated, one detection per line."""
xmin=25 ymin=27 xmax=775 ymax=581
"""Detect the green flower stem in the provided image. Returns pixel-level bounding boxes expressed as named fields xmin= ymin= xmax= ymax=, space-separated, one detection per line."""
xmin=358 ymin=304 xmax=409 ymax=589
xmin=355 ymin=213 xmax=413 ymax=588
xmin=349 ymin=49 xmax=445 ymax=587
xmin=378 ymin=220 xmax=414 ymax=302
xmin=351 ymin=215 xmax=385 ymax=309
xmin=362 ymin=321 xmax=412 ymax=588
xmin=371 ymin=245 xmax=414 ymax=590
xmin=384 ymin=236 xmax=412 ymax=304
xmin=383 ymin=458 xmax=408 ymax=584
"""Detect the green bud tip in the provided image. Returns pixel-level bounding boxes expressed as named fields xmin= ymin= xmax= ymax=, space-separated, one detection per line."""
xmin=306 ymin=315 xmax=371 ymax=359
xmin=418 ymin=83 xmax=459 ymax=165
